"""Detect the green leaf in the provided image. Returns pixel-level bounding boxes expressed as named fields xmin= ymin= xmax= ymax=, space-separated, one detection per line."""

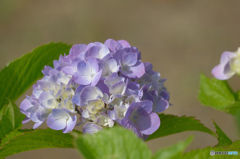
xmin=0 ymin=100 xmax=25 ymax=141
xmin=152 ymin=136 xmax=193 ymax=159
xmin=226 ymin=140 xmax=240 ymax=150
xmin=213 ymin=121 xmax=232 ymax=147
xmin=0 ymin=128 xmax=78 ymax=158
xmin=0 ymin=129 xmax=32 ymax=147
xmin=75 ymin=127 xmax=151 ymax=159
xmin=198 ymin=74 xmax=236 ymax=113
xmin=147 ymin=114 xmax=216 ymax=141
xmin=181 ymin=140 xmax=240 ymax=159
xmin=0 ymin=42 xmax=71 ymax=108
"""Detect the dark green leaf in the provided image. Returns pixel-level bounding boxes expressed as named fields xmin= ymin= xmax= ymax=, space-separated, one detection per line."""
xmin=213 ymin=121 xmax=232 ymax=147
xmin=75 ymin=127 xmax=151 ymax=159
xmin=0 ymin=100 xmax=25 ymax=141
xmin=198 ymin=74 xmax=236 ymax=114
xmin=0 ymin=42 xmax=71 ymax=108
xmin=152 ymin=136 xmax=193 ymax=159
xmin=147 ymin=114 xmax=216 ymax=141
xmin=0 ymin=129 xmax=78 ymax=158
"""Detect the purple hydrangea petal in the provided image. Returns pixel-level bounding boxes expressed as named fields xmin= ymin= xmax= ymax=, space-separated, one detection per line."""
xmin=122 ymin=52 xmax=138 ymax=66
xmin=160 ymin=90 xmax=170 ymax=101
xmin=72 ymin=85 xmax=85 ymax=106
xmin=36 ymin=108 xmax=50 ymax=121
xmin=52 ymin=109 xmax=68 ymax=119
xmin=82 ymin=122 xmax=103 ymax=134
xmin=20 ymin=98 xmax=32 ymax=115
xmin=109 ymin=81 xmax=126 ymax=95
xmin=62 ymin=66 xmax=77 ymax=75
xmin=87 ymin=58 xmax=99 ymax=74
xmin=104 ymin=39 xmax=122 ymax=52
xmin=137 ymin=112 xmax=160 ymax=135
xmin=121 ymin=119 xmax=142 ymax=138
xmin=107 ymin=110 xmax=116 ymax=120
xmin=39 ymin=92 xmax=57 ymax=109
xmin=69 ymin=44 xmax=87 ymax=57
xmin=47 ymin=113 xmax=67 ymax=130
xmin=126 ymin=82 xmax=141 ymax=97
xmin=129 ymin=61 xmax=145 ymax=78
xmin=42 ymin=66 xmax=53 ymax=76
xmin=104 ymin=73 xmax=125 ymax=87
xmin=33 ymin=122 xmax=44 ymax=129
xmin=136 ymin=100 xmax=153 ymax=114
xmin=22 ymin=117 xmax=31 ymax=124
xmin=80 ymin=86 xmax=103 ymax=106
xmin=106 ymin=59 xmax=119 ymax=73
xmin=118 ymin=40 xmax=131 ymax=48
xmin=122 ymin=100 xmax=160 ymax=137
xmin=73 ymin=72 xmax=92 ymax=85
xmin=85 ymin=46 xmax=101 ymax=59
xmin=152 ymin=97 xmax=169 ymax=113
xmin=144 ymin=62 xmax=153 ymax=73
xmin=91 ymin=70 xmax=102 ymax=86
xmin=96 ymin=80 xmax=109 ymax=95
xmin=32 ymin=84 xmax=43 ymax=98
xmin=63 ymin=115 xmax=77 ymax=133
xmin=77 ymin=61 xmax=92 ymax=75
xmin=99 ymin=46 xmax=110 ymax=59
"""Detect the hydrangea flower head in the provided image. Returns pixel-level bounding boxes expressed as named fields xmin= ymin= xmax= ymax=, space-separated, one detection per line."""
xmin=212 ymin=48 xmax=240 ymax=80
xmin=20 ymin=39 xmax=170 ymax=138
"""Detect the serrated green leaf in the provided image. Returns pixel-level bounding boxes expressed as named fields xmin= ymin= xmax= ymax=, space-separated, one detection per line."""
xmin=0 ymin=129 xmax=32 ymax=147
xmin=198 ymin=74 xmax=236 ymax=113
xmin=0 ymin=128 xmax=79 ymax=158
xmin=213 ymin=121 xmax=232 ymax=147
xmin=181 ymin=140 xmax=240 ymax=159
xmin=152 ymin=136 xmax=193 ymax=159
xmin=75 ymin=127 xmax=151 ymax=159
xmin=147 ymin=114 xmax=216 ymax=141
xmin=0 ymin=42 xmax=71 ymax=108
xmin=0 ymin=100 xmax=25 ymax=141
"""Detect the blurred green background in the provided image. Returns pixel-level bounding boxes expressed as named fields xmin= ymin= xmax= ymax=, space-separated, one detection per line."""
xmin=1 ymin=0 xmax=240 ymax=158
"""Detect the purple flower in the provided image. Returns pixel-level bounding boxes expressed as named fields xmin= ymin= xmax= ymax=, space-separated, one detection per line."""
xmin=82 ymin=122 xmax=103 ymax=134
xmin=74 ymin=86 xmax=104 ymax=106
xmin=84 ymin=43 xmax=111 ymax=60
xmin=120 ymin=100 xmax=160 ymax=138
xmin=20 ymin=39 xmax=169 ymax=136
xmin=104 ymin=39 xmax=130 ymax=53
xmin=47 ymin=108 xmax=77 ymax=133
xmin=73 ymin=58 xmax=102 ymax=86
xmin=212 ymin=51 xmax=237 ymax=80
xmin=20 ymin=96 xmax=47 ymax=129
xmin=113 ymin=47 xmax=145 ymax=79
xmin=141 ymin=88 xmax=169 ymax=113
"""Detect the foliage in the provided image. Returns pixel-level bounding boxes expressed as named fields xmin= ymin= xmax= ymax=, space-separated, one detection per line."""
xmin=75 ymin=127 xmax=151 ymax=159
xmin=0 ymin=129 xmax=77 ymax=158
xmin=147 ymin=114 xmax=216 ymax=141
xmin=0 ymin=100 xmax=25 ymax=141
xmin=199 ymin=74 xmax=240 ymax=114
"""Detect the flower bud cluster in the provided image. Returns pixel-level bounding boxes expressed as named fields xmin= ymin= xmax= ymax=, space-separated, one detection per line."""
xmin=20 ymin=39 xmax=169 ymax=137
